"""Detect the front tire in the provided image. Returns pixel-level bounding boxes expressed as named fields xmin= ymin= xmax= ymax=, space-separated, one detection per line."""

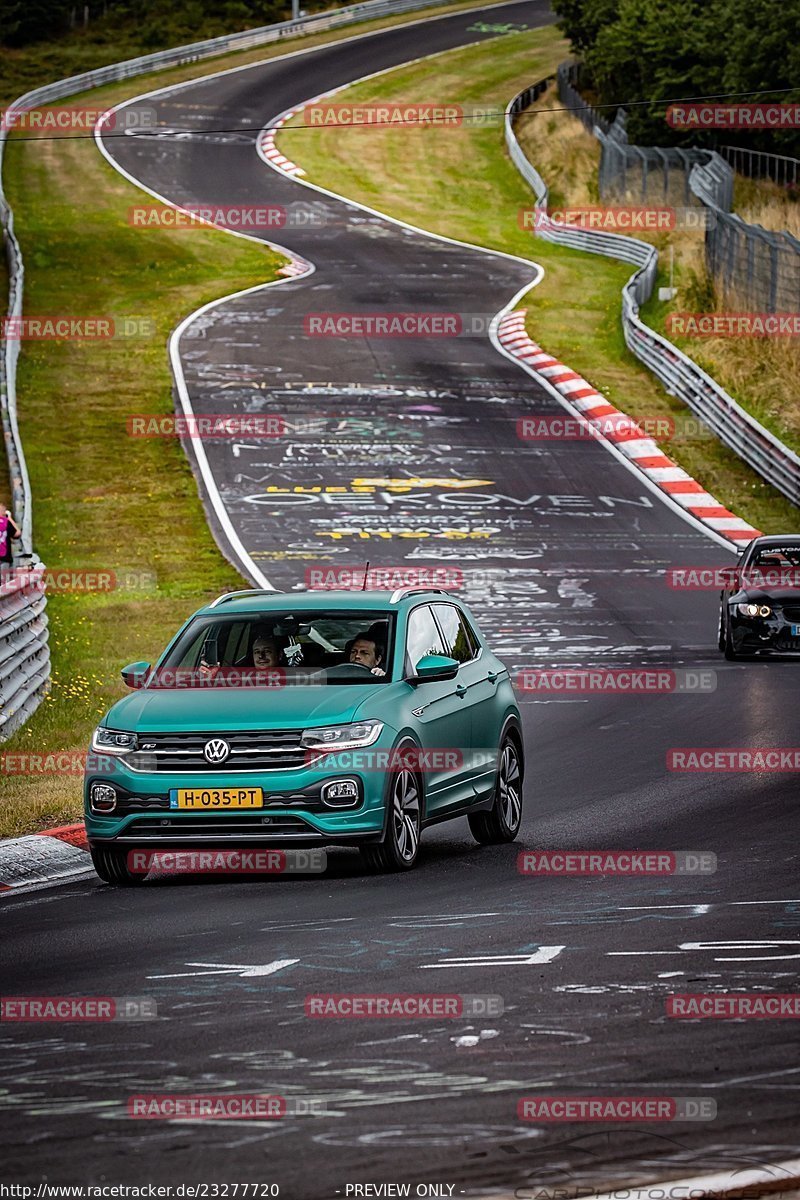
xmin=717 ymin=606 xmax=726 ymax=652
xmin=90 ymin=845 xmax=146 ymax=886
xmin=469 ymin=734 xmax=523 ymax=845
xmin=724 ymin=617 xmax=739 ymax=661
xmin=361 ymin=765 xmax=421 ymax=873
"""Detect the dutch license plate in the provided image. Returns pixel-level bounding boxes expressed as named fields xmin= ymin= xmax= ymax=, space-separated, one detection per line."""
xmin=792 ymin=625 xmax=800 ymax=638
xmin=169 ymin=787 xmax=263 ymax=810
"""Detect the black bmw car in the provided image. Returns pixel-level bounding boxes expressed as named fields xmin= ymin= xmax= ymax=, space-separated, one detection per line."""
xmin=719 ymin=535 xmax=800 ymax=660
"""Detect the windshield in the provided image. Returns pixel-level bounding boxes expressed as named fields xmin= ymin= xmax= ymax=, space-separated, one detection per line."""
xmin=748 ymin=544 xmax=800 ymax=569
xmin=153 ymin=610 xmax=394 ymax=686
xmin=743 ymin=543 xmax=800 ymax=589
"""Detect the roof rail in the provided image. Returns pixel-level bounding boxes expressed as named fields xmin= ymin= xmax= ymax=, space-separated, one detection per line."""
xmin=389 ymin=586 xmax=452 ymax=604
xmin=208 ymin=589 xmax=280 ymax=609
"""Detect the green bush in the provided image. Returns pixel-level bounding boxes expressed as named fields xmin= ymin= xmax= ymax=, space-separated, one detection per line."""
xmin=554 ymin=0 xmax=800 ymax=156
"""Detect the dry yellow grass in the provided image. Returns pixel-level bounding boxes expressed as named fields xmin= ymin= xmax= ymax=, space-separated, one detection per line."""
xmin=518 ymin=84 xmax=800 ymax=456
xmin=735 ymin=176 xmax=800 ymax=239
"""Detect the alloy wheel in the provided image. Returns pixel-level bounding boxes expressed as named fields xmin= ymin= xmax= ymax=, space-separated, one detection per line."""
xmin=392 ymin=769 xmax=421 ymax=862
xmin=498 ymin=741 xmax=522 ymax=833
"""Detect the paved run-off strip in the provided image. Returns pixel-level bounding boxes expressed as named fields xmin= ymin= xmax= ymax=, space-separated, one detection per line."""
xmin=0 ymin=823 xmax=90 ymax=890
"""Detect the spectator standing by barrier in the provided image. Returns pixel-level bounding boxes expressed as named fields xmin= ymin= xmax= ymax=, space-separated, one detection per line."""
xmin=0 ymin=508 xmax=22 ymax=575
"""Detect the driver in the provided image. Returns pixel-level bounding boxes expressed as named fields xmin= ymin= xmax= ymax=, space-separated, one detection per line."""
xmin=348 ymin=634 xmax=386 ymax=677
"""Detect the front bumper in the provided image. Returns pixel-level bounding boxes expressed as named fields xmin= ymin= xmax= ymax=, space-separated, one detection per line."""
xmin=84 ymin=761 xmax=388 ymax=847
xmin=728 ymin=607 xmax=800 ymax=655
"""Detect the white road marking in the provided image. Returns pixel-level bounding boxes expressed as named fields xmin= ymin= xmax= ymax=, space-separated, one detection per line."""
xmin=148 ymin=958 xmax=299 ymax=979
xmin=388 ymin=913 xmax=501 ymax=928
xmin=259 ymin=918 xmax=355 ymax=931
xmin=618 ymin=899 xmax=800 ymax=909
xmin=610 ymin=939 xmax=800 ymax=962
xmin=421 ymin=947 xmax=565 ymax=968
xmin=387 ymin=913 xmax=500 ymax=918
xmin=681 ymin=940 xmax=800 ymax=948
xmin=0 ymin=879 xmax=94 ymax=903
xmin=681 ymin=939 xmax=800 ymax=962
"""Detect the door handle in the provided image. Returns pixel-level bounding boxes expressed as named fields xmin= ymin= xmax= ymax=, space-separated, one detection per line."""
xmin=486 ymin=671 xmax=499 ymax=684
xmin=455 ymin=684 xmax=467 ymax=698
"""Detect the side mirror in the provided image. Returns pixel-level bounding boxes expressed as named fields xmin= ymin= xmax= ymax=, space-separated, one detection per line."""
xmin=411 ymin=654 xmax=459 ymax=683
xmin=121 ymin=661 xmax=151 ymax=689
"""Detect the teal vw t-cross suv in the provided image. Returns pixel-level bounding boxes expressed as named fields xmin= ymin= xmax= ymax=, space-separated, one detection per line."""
xmin=84 ymin=587 xmax=524 ymax=882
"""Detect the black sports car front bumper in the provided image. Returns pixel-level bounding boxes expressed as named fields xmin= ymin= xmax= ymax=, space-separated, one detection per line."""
xmin=728 ymin=604 xmax=800 ymax=655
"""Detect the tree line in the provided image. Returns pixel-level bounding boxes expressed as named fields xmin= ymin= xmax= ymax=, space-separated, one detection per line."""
xmin=553 ymin=0 xmax=800 ymax=156
xmin=0 ymin=0 xmax=295 ymax=49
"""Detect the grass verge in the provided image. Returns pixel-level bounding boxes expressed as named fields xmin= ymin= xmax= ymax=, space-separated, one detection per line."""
xmin=0 ymin=0 xmax=518 ymax=837
xmin=0 ymin=125 xmax=282 ymax=837
xmin=278 ymin=32 xmax=800 ymax=536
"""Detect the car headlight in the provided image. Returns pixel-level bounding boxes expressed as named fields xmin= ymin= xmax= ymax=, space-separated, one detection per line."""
xmin=91 ymin=726 xmax=138 ymax=755
xmin=301 ymin=720 xmax=383 ymax=751
xmin=736 ymin=603 xmax=772 ymax=618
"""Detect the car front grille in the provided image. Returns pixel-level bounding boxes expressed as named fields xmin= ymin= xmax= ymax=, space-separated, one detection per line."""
xmin=122 ymin=814 xmax=315 ymax=838
xmin=773 ymin=633 xmax=800 ymax=651
xmin=780 ymin=606 xmax=800 ymax=623
xmin=127 ymin=730 xmax=310 ymax=772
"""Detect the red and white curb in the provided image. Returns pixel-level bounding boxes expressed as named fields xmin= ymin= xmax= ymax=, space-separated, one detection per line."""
xmin=0 ymin=824 xmax=91 ymax=891
xmin=277 ymin=258 xmax=308 ymax=278
xmin=257 ymin=112 xmax=310 ymax=279
xmin=258 ymin=110 xmax=305 ymax=179
xmin=498 ymin=310 xmax=762 ymax=545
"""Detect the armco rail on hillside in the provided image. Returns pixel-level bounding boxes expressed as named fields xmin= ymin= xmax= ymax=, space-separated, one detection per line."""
xmin=719 ymin=145 xmax=800 ymax=189
xmin=0 ymin=0 xmax=464 ymax=739
xmin=558 ymin=58 xmax=800 ymax=316
xmin=505 ymin=76 xmax=800 ymax=510
xmin=0 ymin=565 xmax=50 ymax=738
xmin=0 ymin=204 xmax=51 ymax=737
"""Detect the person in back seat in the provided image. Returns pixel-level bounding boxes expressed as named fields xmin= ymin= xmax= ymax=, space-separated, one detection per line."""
xmin=252 ymin=631 xmax=284 ymax=669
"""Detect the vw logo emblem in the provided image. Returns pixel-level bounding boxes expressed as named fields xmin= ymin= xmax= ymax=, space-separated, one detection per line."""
xmin=203 ymin=738 xmax=230 ymax=764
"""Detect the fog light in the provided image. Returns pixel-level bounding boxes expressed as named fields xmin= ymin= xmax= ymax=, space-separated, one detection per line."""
xmin=321 ymin=779 xmax=359 ymax=807
xmin=90 ymin=783 xmax=117 ymax=813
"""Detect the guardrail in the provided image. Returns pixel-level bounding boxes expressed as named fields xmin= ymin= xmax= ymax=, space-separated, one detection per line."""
xmin=688 ymin=154 xmax=800 ymax=313
xmin=0 ymin=565 xmax=50 ymax=738
xmin=555 ymin=60 xmax=610 ymax=137
xmin=505 ymin=77 xmax=800 ymax=509
xmin=561 ymin=56 xmax=800 ymax=316
xmin=0 ymin=189 xmax=51 ymax=738
xmin=0 ymin=0 xmax=467 ymax=739
xmin=720 ymin=145 xmax=800 ymax=189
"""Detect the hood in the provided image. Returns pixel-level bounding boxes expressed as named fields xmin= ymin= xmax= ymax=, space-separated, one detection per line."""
xmin=104 ymin=683 xmax=380 ymax=733
xmin=736 ymin=588 xmax=800 ymax=605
